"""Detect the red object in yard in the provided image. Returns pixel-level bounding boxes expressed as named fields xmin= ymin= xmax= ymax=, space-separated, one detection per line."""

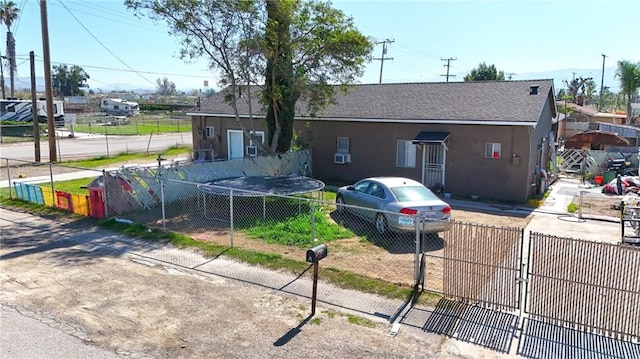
xmin=89 ymin=187 xmax=105 ymax=219
xmin=594 ymin=176 xmax=603 ymax=185
xmin=55 ymin=191 xmax=73 ymax=212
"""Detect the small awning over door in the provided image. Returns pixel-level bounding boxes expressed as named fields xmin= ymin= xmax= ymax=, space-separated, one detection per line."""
xmin=412 ymin=131 xmax=450 ymax=144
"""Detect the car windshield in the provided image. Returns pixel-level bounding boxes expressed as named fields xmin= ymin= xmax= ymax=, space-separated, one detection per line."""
xmin=391 ymin=186 xmax=439 ymax=202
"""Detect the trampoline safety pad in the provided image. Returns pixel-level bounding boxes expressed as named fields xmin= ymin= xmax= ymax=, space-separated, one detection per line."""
xmin=197 ymin=176 xmax=325 ymax=196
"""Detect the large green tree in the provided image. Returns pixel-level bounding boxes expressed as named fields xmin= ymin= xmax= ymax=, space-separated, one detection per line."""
xmin=615 ymin=60 xmax=640 ymax=124
xmin=125 ymin=0 xmax=373 ymax=153
xmin=0 ymin=1 xmax=18 ymax=97
xmin=52 ymin=64 xmax=90 ymax=97
xmin=156 ymin=77 xmax=177 ymax=96
xmin=463 ymin=62 xmax=505 ymax=81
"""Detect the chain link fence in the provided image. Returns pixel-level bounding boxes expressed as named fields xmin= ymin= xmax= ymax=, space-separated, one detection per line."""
xmin=67 ymin=113 xmax=191 ymax=136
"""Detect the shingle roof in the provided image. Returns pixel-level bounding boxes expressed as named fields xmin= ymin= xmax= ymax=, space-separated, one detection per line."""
xmin=197 ymin=79 xmax=555 ymax=123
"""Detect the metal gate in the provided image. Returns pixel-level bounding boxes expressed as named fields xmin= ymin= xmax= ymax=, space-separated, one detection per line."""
xmin=422 ymin=143 xmax=446 ymax=190
xmin=525 ymin=232 xmax=640 ymax=342
xmin=421 ymin=221 xmax=524 ymax=312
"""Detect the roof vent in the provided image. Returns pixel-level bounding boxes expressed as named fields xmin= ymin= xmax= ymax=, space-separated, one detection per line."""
xmin=529 ymin=85 xmax=539 ymax=95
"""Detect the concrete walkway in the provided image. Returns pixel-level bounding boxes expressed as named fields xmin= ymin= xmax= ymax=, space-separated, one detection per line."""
xmin=448 ymin=176 xmax=623 ymax=244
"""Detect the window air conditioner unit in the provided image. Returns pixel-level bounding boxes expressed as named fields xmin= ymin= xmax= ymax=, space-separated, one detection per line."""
xmin=334 ymin=153 xmax=351 ymax=164
xmin=246 ymin=146 xmax=258 ymax=157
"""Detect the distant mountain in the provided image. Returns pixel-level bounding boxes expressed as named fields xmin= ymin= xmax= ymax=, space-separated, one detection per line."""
xmin=13 ymin=77 xmax=156 ymax=95
xmin=15 ymin=76 xmax=45 ymax=92
xmin=15 ymin=66 xmax=624 ymax=96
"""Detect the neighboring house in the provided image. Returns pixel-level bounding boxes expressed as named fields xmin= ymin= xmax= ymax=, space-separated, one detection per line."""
xmin=100 ymin=98 xmax=140 ymax=116
xmin=556 ymin=102 xmax=626 ymax=140
xmin=187 ymin=80 xmax=557 ymax=203
xmin=598 ymin=122 xmax=640 ymax=147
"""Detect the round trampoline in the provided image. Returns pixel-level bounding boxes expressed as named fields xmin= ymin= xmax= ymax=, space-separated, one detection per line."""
xmin=197 ymin=175 xmax=325 ymax=196
xmin=196 ymin=175 xmax=326 ymax=221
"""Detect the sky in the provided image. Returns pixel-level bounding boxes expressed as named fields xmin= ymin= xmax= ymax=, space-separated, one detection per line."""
xmin=9 ymin=0 xmax=640 ymax=93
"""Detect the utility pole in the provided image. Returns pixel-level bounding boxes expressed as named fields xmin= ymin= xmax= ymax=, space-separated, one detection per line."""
xmin=374 ymin=39 xmax=394 ymax=84
xmin=0 ymin=49 xmax=5 ymax=99
xmin=599 ymin=53 xmax=607 ymax=111
xmin=439 ymin=57 xmax=456 ymax=82
xmin=30 ymin=51 xmax=41 ymax=162
xmin=40 ymin=0 xmax=57 ymax=162
xmin=506 ymin=72 xmax=516 ymax=81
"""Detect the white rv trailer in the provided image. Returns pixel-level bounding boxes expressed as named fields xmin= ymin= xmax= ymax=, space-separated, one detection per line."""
xmin=0 ymin=99 xmax=65 ymax=127
xmin=100 ymin=98 xmax=140 ymax=116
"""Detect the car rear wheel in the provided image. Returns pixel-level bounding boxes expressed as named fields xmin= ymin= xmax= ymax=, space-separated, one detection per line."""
xmin=336 ymin=195 xmax=345 ymax=213
xmin=375 ymin=213 xmax=388 ymax=235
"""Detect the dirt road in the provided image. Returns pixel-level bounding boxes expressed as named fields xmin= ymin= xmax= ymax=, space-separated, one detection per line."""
xmin=0 ymin=208 xmax=512 ymax=359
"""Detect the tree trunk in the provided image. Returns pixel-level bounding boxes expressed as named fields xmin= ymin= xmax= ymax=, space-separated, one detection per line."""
xmin=264 ymin=1 xmax=295 ymax=153
xmin=7 ymin=32 xmax=15 ymax=98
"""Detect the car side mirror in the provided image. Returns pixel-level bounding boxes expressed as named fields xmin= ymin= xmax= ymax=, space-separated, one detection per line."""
xmin=346 ymin=186 xmax=355 ymax=191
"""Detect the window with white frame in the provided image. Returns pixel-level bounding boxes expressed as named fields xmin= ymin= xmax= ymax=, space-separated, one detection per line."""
xmin=206 ymin=126 xmax=215 ymax=138
xmin=485 ymin=142 xmax=502 ymax=159
xmin=396 ymin=140 xmax=416 ymax=168
xmin=249 ymin=131 xmax=265 ymax=145
xmin=337 ymin=137 xmax=350 ymax=153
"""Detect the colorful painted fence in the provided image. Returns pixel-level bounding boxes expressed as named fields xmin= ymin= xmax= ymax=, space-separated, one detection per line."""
xmin=13 ymin=182 xmax=105 ymax=219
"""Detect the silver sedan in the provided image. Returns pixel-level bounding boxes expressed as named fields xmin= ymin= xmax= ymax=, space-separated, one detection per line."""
xmin=335 ymin=177 xmax=452 ymax=235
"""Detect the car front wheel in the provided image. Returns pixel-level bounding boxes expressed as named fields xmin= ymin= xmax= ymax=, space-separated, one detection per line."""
xmin=375 ymin=213 xmax=388 ymax=235
xmin=336 ymin=195 xmax=345 ymax=213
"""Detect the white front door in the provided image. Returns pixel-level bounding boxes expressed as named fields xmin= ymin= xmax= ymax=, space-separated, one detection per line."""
xmin=227 ymin=130 xmax=244 ymax=159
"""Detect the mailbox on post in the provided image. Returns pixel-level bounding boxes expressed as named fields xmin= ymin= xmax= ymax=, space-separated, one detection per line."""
xmin=306 ymin=244 xmax=327 ymax=263
xmin=306 ymin=243 xmax=328 ymax=316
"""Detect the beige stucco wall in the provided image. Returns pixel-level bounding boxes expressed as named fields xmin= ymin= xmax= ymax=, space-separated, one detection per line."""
xmin=191 ymin=115 xmax=546 ymax=203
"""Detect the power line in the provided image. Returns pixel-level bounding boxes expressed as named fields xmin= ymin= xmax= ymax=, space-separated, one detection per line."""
xmin=374 ymin=39 xmax=394 ymax=84
xmin=439 ymin=57 xmax=456 ymax=82
xmin=19 ymin=55 xmax=212 ymax=80
xmin=12 ymin=0 xmax=27 ymax=36
xmin=49 ymin=1 xmax=161 ymax=33
xmin=55 ymin=0 xmax=157 ymax=87
xmin=394 ymin=41 xmax=441 ymax=59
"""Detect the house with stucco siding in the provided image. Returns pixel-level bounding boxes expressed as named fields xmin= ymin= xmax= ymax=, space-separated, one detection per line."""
xmin=187 ymin=79 xmax=557 ymax=203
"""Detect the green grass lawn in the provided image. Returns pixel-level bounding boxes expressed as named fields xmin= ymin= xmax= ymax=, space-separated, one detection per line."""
xmin=51 ymin=177 xmax=96 ymax=196
xmin=243 ymin=210 xmax=354 ymax=246
xmin=71 ymin=116 xmax=191 ymax=135
xmin=64 ymin=145 xmax=191 ymax=168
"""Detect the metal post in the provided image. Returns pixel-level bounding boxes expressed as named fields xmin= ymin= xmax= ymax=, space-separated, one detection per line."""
xmin=160 ymin=177 xmax=166 ymax=231
xmin=578 ymin=191 xmax=585 ymax=219
xmin=105 ymin=124 xmax=110 ymax=158
xmin=414 ymin=214 xmax=420 ymax=283
xmin=146 ymin=132 xmax=153 ymax=155
xmin=230 ymin=189 xmax=234 ymax=247
xmin=311 ymin=200 xmax=316 ymax=245
xmin=311 ymin=261 xmax=319 ymax=316
xmin=56 ymin=130 xmax=61 ymax=161
xmin=262 ymin=195 xmax=266 ymax=220
xmin=620 ymin=201 xmax=625 ymax=240
xmin=103 ymin=169 xmax=109 ymax=218
xmin=49 ymin=163 xmax=55 ymax=206
xmin=6 ymin=159 xmax=12 ymax=199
